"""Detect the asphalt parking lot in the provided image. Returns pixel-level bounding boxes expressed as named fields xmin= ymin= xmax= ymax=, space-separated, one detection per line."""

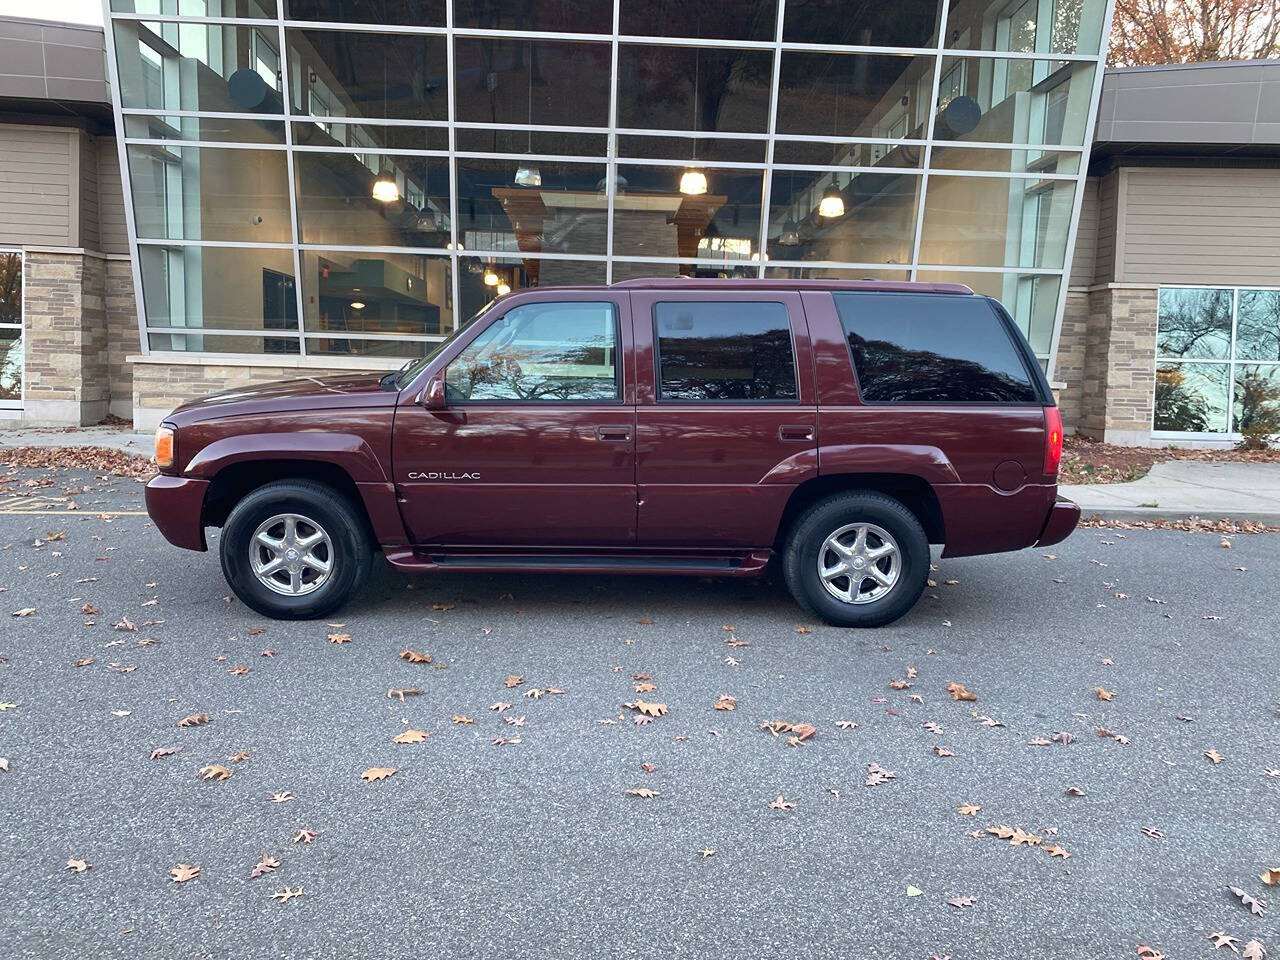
xmin=0 ymin=465 xmax=1276 ymax=960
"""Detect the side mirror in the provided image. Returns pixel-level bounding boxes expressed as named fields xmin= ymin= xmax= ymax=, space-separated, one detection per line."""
xmin=422 ymin=377 xmax=447 ymax=410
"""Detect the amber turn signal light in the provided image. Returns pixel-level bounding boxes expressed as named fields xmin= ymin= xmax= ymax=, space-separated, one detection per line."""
xmin=154 ymin=424 xmax=175 ymax=469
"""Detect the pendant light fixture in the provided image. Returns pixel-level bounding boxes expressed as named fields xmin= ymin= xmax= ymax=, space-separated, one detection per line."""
xmin=680 ymin=48 xmax=708 ymax=196
xmin=372 ymin=169 xmax=399 ymax=203
xmin=496 ymin=282 xmax=512 ymax=296
xmin=514 ymin=43 xmax=542 ymax=188
xmin=483 ymin=265 xmax=501 ymax=286
xmin=818 ymin=179 xmax=846 ymax=219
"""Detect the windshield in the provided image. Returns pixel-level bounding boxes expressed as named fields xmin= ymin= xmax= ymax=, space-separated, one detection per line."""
xmin=390 ymin=299 xmax=496 ymax=390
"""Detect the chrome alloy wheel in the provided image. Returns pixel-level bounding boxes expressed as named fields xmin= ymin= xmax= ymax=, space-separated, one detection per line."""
xmin=817 ymin=522 xmax=902 ymax=605
xmin=249 ymin=513 xmax=334 ymax=597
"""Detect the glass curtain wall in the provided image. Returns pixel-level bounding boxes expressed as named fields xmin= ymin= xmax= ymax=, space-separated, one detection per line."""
xmin=106 ymin=0 xmax=1112 ymax=363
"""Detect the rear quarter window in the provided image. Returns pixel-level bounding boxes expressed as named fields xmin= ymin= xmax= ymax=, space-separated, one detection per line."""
xmin=834 ymin=292 xmax=1039 ymax=403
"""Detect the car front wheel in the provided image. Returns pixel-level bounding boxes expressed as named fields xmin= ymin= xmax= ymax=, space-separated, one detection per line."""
xmin=219 ymin=479 xmax=372 ymax=619
xmin=783 ymin=491 xmax=930 ymax=628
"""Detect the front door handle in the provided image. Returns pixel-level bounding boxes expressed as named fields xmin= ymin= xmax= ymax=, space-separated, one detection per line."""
xmin=596 ymin=426 xmax=632 ymax=442
xmin=778 ymin=424 xmax=814 ymax=442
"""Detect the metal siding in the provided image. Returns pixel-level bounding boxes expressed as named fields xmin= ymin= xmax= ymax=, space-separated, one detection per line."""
xmin=1069 ymin=177 xmax=1099 ymax=288
xmin=96 ymin=137 xmax=129 ymax=255
xmin=79 ymin=131 xmax=100 ymax=251
xmin=0 ymin=127 xmax=73 ymax=246
xmin=1121 ymin=168 xmax=1280 ymax=285
xmin=1094 ymin=170 xmax=1119 ymax=285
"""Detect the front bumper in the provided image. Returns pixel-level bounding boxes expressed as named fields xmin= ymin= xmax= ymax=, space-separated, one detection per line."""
xmin=1035 ymin=495 xmax=1081 ymax=548
xmin=145 ymin=475 xmax=210 ymax=551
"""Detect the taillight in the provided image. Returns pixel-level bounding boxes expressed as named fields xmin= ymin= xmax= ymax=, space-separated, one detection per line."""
xmin=1043 ymin=406 xmax=1063 ymax=477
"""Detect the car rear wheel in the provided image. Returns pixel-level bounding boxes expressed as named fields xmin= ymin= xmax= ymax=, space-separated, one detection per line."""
xmin=783 ymin=491 xmax=930 ymax=628
xmin=220 ymin=479 xmax=372 ymax=619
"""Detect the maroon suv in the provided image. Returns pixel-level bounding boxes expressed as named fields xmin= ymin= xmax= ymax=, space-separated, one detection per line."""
xmin=145 ymin=279 xmax=1078 ymax=627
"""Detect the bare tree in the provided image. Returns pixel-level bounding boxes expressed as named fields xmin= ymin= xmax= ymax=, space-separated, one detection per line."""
xmin=1110 ymin=0 xmax=1280 ymax=65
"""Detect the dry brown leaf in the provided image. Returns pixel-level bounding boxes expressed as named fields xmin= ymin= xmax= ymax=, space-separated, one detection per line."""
xmin=11 ymin=608 xmax=36 ymax=618
xmin=1208 ymin=932 xmax=1241 ymax=951
xmin=1261 ymin=869 xmax=1280 ymax=886
xmin=504 ymin=675 xmax=524 ymax=688
xmin=269 ymin=791 xmax=294 ymax=804
xmin=75 ymin=657 xmax=95 ymax=668
xmin=633 ymin=682 xmax=657 ymax=694
xmin=625 ymin=787 xmax=659 ymax=799
xmin=170 ymin=863 xmax=200 ymax=883
xmin=270 ymin=885 xmax=305 ymax=903
xmin=1065 ymin=786 xmax=1086 ymax=797
xmin=947 ymin=896 xmax=976 ymax=908
xmin=633 ymin=699 xmax=668 ymax=718
xmin=327 ymin=633 xmax=352 ymax=644
xmin=177 ymin=712 xmax=211 ymax=728
xmin=1136 ymin=945 xmax=1166 ymax=960
xmin=1242 ymin=941 xmax=1267 ymax=960
xmin=635 ymin=617 xmax=653 ymax=625
xmin=66 ymin=858 xmax=91 ymax=873
xmin=149 ymin=746 xmax=181 ymax=760
xmin=199 ymin=764 xmax=233 ymax=782
xmin=1044 ymin=844 xmax=1072 ymax=859
xmin=947 ymin=682 xmax=977 ymax=702
xmin=713 ymin=695 xmax=737 ymax=711
xmin=1095 ymin=686 xmax=1115 ymax=702
xmin=392 ymin=729 xmax=429 ymax=744
xmin=933 ymin=746 xmax=955 ymax=757
xmin=228 ymin=665 xmax=249 ymax=676
xmin=113 ymin=617 xmax=137 ymax=632
xmin=794 ymin=625 xmax=813 ymax=634
xmin=399 ymin=649 xmax=432 ymax=664
xmin=956 ymin=804 xmax=981 ymax=816
xmin=888 ymin=679 xmax=912 ymax=690
xmin=768 ymin=795 xmax=795 ymax=810
xmin=361 ymin=767 xmax=397 ymax=782
xmin=293 ymin=829 xmax=318 ymax=844
xmin=1228 ymin=885 xmax=1267 ymax=916
xmin=387 ymin=688 xmax=422 ymax=701
xmin=451 ymin=715 xmax=474 ymax=725
xmin=986 ymin=826 xmax=1016 ymax=839
xmin=1206 ymin=749 xmax=1225 ymax=765
xmin=250 ymin=855 xmax=279 ymax=878
xmin=227 ymin=750 xmax=250 ymax=763
xmin=864 ymin=763 xmax=896 ymax=787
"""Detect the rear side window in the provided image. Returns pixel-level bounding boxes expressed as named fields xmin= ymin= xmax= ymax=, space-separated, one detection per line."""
xmin=835 ymin=293 xmax=1038 ymax=403
xmin=654 ymin=301 xmax=797 ymax=401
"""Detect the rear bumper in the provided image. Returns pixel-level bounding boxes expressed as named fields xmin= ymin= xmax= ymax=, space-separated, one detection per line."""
xmin=145 ymin=475 xmax=210 ymax=551
xmin=1035 ymin=496 xmax=1081 ymax=548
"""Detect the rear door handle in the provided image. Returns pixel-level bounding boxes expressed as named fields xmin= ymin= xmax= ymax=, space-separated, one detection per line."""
xmin=596 ymin=426 xmax=632 ymax=442
xmin=778 ymin=424 xmax=814 ymax=442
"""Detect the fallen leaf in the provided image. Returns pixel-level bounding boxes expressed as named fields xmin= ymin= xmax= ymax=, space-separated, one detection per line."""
xmin=504 ymin=675 xmax=524 ymax=688
xmin=768 ymin=795 xmax=795 ymax=811
xmin=1141 ymin=826 xmax=1164 ymax=839
xmin=1044 ymin=844 xmax=1072 ymax=859
xmin=113 ymin=617 xmax=137 ymax=632
xmin=635 ymin=617 xmax=653 ymax=625
xmin=199 ymin=764 xmax=233 ymax=782
xmin=633 ymin=699 xmax=668 ymax=718
xmin=625 ymin=787 xmax=659 ymax=799
xmin=1206 ymin=749 xmax=1225 ymax=765
xmin=905 ymin=885 xmax=922 ymax=897
xmin=293 ymin=829 xmax=317 ymax=844
xmin=268 ymin=791 xmax=294 ymax=804
xmin=947 ymin=682 xmax=977 ymax=702
xmin=75 ymin=657 xmax=95 ymax=668
xmin=933 ymin=746 xmax=955 ymax=757
xmin=922 ymin=721 xmax=944 ymax=734
xmin=1065 ymin=786 xmax=1086 ymax=797
xmin=1208 ymin=932 xmax=1241 ymax=952
xmin=149 ymin=746 xmax=180 ymax=760
xmin=66 ymin=858 xmax=91 ymax=873
xmin=633 ymin=682 xmax=657 ymax=694
xmin=392 ymin=729 xmax=429 ymax=744
xmin=864 ymin=763 xmax=896 ymax=787
xmin=170 ymin=863 xmax=200 ymax=883
xmin=327 ymin=633 xmax=351 ymax=644
xmin=1095 ymin=686 xmax=1114 ymax=702
xmin=270 ymin=885 xmax=304 ymax=903
xmin=713 ymin=695 xmax=737 ymax=711
xmin=227 ymin=751 xmax=251 ymax=763
xmin=1242 ymin=940 xmax=1266 ymax=960
xmin=835 ymin=721 xmax=859 ymax=730
xmin=11 ymin=608 xmax=36 ymax=617
xmin=794 ymin=625 xmax=813 ymax=634
xmin=1228 ymin=885 xmax=1266 ymax=916
xmin=177 ymin=713 xmax=211 ymax=728
xmin=451 ymin=715 xmax=474 ymax=725
xmin=387 ymin=688 xmax=422 ymax=702
xmin=251 ymin=856 xmax=279 ymax=878
xmin=1137 ymin=945 xmax=1166 ymax=960
xmin=228 ymin=665 xmax=249 ymax=676
xmin=361 ymin=767 xmax=397 ymax=782
xmin=698 ymin=848 xmax=716 ymax=858
xmin=1262 ymin=869 xmax=1280 ymax=886
xmin=491 ymin=736 xmax=522 ymax=746
xmin=956 ymin=804 xmax=981 ymax=816
xmin=523 ymin=688 xmax=544 ymax=700
xmin=947 ymin=896 xmax=976 ymax=908
xmin=986 ymin=826 xmax=1016 ymax=839
xmin=399 ymin=649 xmax=432 ymax=664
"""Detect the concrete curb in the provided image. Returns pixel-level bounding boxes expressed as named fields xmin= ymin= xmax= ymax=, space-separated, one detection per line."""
xmin=1078 ymin=507 xmax=1280 ymax=525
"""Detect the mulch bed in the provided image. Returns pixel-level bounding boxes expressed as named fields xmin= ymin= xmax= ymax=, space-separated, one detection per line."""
xmin=1060 ymin=435 xmax=1280 ymax=486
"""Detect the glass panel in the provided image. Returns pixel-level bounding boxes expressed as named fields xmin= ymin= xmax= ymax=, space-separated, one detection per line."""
xmin=782 ymin=0 xmax=943 ymax=48
xmin=127 ymin=144 xmax=291 ymax=243
xmin=458 ymin=256 xmax=606 ymax=320
xmin=148 ymin=332 xmax=301 ymax=354
xmin=617 ymin=45 xmax=773 ymax=134
xmin=284 ymin=0 xmax=445 ymax=25
xmin=455 ymin=0 xmax=614 ymax=33
xmin=1233 ymin=364 xmax=1280 ymax=436
xmin=1236 ymin=289 xmax=1280 ymax=361
xmin=0 ymin=252 xmax=20 ymax=325
xmin=286 ymin=30 xmax=448 ymax=122
xmin=928 ymin=145 xmax=1080 ymax=175
xmin=111 ymin=0 xmax=276 ymax=16
xmin=771 ymin=139 xmax=924 ymax=168
xmin=945 ymin=0 xmax=1110 ymax=55
xmin=305 ymin=337 xmax=437 ymax=358
xmin=931 ymin=56 xmax=1095 ymax=147
xmin=454 ymin=38 xmax=611 ymax=128
xmin=775 ymin=53 xmax=933 ymax=141
xmin=445 ymin=302 xmax=619 ymax=402
xmin=611 ymin=164 xmax=763 ymax=263
xmin=620 ymin=0 xmax=779 ymax=41
xmin=915 ymin=270 xmax=1061 ymax=355
xmin=455 ymin=128 xmax=607 ymax=157
xmin=299 ymin=250 xmax=454 ymax=341
xmin=457 ymin=159 xmax=609 ymax=257
xmin=125 ymin=115 xmax=286 ymax=145
xmin=294 ymin=152 xmax=450 ymax=247
xmin=1156 ymin=287 xmax=1233 ymax=360
xmin=919 ymin=175 xmax=1076 ymax=270
xmin=611 ymin=261 xmax=760 ymax=282
xmin=0 ymin=333 xmax=21 ymax=403
xmin=292 ymin=121 xmax=448 ymax=152
xmin=114 ymin=21 xmax=288 ymax=114
xmin=835 ymin=292 xmax=1037 ymax=403
xmin=654 ymin=300 xmax=797 ymax=401
xmin=766 ymin=169 xmax=920 ymax=267
xmin=1155 ymin=362 xmax=1230 ymax=433
xmin=617 ymin=134 xmax=767 ymax=164
xmin=765 ymin=265 xmax=912 ymax=282
xmin=139 ymin=246 xmax=297 ymax=350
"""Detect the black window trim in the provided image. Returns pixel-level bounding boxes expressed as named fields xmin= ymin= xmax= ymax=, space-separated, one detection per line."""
xmin=651 ymin=298 xmax=802 ymax=405
xmin=445 ymin=299 xmax=624 ymax=406
xmin=836 ymin=291 xmax=1050 ymax=407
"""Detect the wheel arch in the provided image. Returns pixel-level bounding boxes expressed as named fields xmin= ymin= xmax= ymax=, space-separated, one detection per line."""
xmin=775 ymin=473 xmax=946 ymax=549
xmin=201 ymin=460 xmax=373 ymax=537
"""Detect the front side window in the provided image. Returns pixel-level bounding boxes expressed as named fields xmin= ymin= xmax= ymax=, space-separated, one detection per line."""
xmin=445 ymin=301 xmax=618 ymax=402
xmin=835 ymin=293 xmax=1038 ymax=403
xmin=655 ymin=301 xmax=797 ymax=402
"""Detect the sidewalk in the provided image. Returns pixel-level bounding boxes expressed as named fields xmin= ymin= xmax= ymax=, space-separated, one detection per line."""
xmin=1062 ymin=460 xmax=1280 ymax=524
xmin=0 ymin=424 xmax=152 ymax=456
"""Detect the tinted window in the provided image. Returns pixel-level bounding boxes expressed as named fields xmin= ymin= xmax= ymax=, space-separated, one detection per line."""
xmin=835 ymin=293 xmax=1037 ymax=403
xmin=446 ymin=302 xmax=618 ymax=402
xmin=655 ymin=301 xmax=797 ymax=401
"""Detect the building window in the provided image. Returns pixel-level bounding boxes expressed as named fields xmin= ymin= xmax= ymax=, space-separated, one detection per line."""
xmin=1155 ymin=287 xmax=1280 ymax=436
xmin=0 ymin=251 xmax=22 ymax=406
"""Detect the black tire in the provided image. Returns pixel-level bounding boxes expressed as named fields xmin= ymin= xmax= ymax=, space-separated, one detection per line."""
xmin=219 ymin=479 xmax=373 ymax=620
xmin=782 ymin=491 xmax=930 ymax=628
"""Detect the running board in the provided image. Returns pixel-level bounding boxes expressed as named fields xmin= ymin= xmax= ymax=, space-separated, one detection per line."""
xmin=382 ymin=549 xmax=772 ymax=578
